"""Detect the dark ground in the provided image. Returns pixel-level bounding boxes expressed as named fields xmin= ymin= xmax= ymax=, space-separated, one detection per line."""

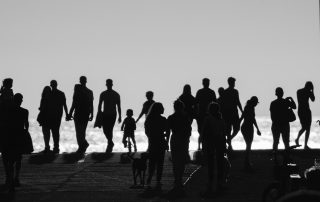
xmin=0 ymin=149 xmax=319 ymax=202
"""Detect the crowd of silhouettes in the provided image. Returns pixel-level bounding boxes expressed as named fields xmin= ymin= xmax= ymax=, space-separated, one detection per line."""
xmin=0 ymin=76 xmax=318 ymax=197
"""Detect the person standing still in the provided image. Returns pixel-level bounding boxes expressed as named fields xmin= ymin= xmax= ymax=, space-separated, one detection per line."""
xmin=97 ymin=79 xmax=122 ymax=153
xmin=295 ymin=81 xmax=315 ymax=149
xmin=47 ymin=80 xmax=68 ymax=154
xmin=270 ymin=87 xmax=296 ymax=161
xmin=195 ymin=78 xmax=216 ymax=150
xmin=68 ymin=76 xmax=94 ymax=154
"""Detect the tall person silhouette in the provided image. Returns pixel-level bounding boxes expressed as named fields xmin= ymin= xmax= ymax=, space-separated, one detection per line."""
xmin=47 ymin=80 xmax=68 ymax=154
xmin=37 ymin=86 xmax=52 ymax=153
xmin=270 ymin=87 xmax=296 ymax=161
xmin=195 ymin=78 xmax=216 ymax=150
xmin=167 ymin=100 xmax=192 ymax=197
xmin=223 ymin=77 xmax=243 ymax=150
xmin=240 ymin=96 xmax=261 ymax=171
xmin=144 ymin=102 xmax=168 ymax=190
xmin=2 ymin=93 xmax=29 ymax=192
xmin=0 ymin=78 xmax=14 ymax=189
xmin=68 ymin=76 xmax=94 ymax=154
xmin=97 ymin=79 xmax=121 ymax=153
xmin=295 ymin=81 xmax=315 ymax=149
xmin=202 ymin=102 xmax=226 ymax=195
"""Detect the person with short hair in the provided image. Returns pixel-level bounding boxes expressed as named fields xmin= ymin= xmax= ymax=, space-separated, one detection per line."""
xmin=46 ymin=80 xmax=68 ymax=154
xmin=97 ymin=79 xmax=121 ymax=153
xmin=68 ymin=76 xmax=94 ymax=154
xmin=195 ymin=78 xmax=216 ymax=150
xmin=121 ymin=109 xmax=137 ymax=153
xmin=167 ymin=100 xmax=192 ymax=196
xmin=270 ymin=87 xmax=296 ymax=161
xmin=223 ymin=77 xmax=243 ymax=150
xmin=202 ymin=102 xmax=226 ymax=195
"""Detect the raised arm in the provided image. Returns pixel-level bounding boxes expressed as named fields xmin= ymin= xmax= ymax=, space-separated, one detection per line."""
xmin=310 ymin=89 xmax=315 ymax=102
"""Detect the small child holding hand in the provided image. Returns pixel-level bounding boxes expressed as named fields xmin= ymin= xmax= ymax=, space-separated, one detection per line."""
xmin=121 ymin=109 xmax=137 ymax=153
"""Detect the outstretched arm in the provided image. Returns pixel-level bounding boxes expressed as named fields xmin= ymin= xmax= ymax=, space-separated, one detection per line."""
xmin=136 ymin=107 xmax=145 ymax=123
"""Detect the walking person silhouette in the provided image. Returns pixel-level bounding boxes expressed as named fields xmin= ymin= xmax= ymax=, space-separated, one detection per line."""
xmin=121 ymin=109 xmax=137 ymax=153
xmin=37 ymin=86 xmax=52 ymax=153
xmin=202 ymin=102 xmax=226 ymax=196
xmin=97 ymin=79 xmax=121 ymax=153
xmin=240 ymin=96 xmax=261 ymax=171
xmin=195 ymin=78 xmax=216 ymax=150
xmin=295 ymin=81 xmax=315 ymax=149
xmin=223 ymin=77 xmax=243 ymax=151
xmin=47 ymin=80 xmax=68 ymax=154
xmin=2 ymin=93 xmax=30 ymax=192
xmin=144 ymin=102 xmax=168 ymax=190
xmin=167 ymin=100 xmax=192 ymax=198
xmin=68 ymin=76 xmax=94 ymax=154
xmin=0 ymin=78 xmax=14 ymax=189
xmin=270 ymin=87 xmax=296 ymax=162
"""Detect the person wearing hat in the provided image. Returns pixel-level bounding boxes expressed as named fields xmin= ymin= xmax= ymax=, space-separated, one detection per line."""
xmin=240 ymin=96 xmax=261 ymax=171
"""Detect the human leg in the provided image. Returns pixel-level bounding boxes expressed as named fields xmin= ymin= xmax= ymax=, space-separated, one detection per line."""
xmin=146 ymin=153 xmax=156 ymax=185
xmin=102 ymin=114 xmax=116 ymax=152
xmin=42 ymin=126 xmax=51 ymax=151
xmin=52 ymin=125 xmax=61 ymax=153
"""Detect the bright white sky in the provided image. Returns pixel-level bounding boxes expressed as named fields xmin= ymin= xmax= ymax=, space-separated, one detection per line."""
xmin=0 ymin=0 xmax=319 ymax=117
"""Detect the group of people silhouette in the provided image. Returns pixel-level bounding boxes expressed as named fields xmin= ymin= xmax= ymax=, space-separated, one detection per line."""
xmin=0 ymin=76 xmax=317 ymax=195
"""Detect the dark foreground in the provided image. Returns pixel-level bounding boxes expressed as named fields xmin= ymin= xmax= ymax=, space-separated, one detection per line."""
xmin=0 ymin=149 xmax=319 ymax=202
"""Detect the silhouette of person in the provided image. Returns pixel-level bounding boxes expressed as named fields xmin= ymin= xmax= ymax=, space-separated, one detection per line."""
xmin=0 ymin=78 xmax=14 ymax=123
xmin=295 ymin=81 xmax=315 ymax=149
xmin=179 ymin=84 xmax=196 ymax=123
xmin=240 ymin=96 xmax=261 ymax=171
xmin=270 ymin=87 xmax=296 ymax=158
xmin=202 ymin=102 xmax=226 ymax=195
xmin=0 ymin=78 xmax=14 ymax=188
xmin=121 ymin=109 xmax=137 ymax=153
xmin=223 ymin=77 xmax=243 ymax=150
xmin=97 ymin=79 xmax=121 ymax=153
xmin=144 ymin=102 xmax=168 ymax=189
xmin=167 ymin=100 xmax=192 ymax=196
xmin=195 ymin=78 xmax=216 ymax=150
xmin=38 ymin=86 xmax=52 ymax=153
xmin=217 ymin=87 xmax=227 ymax=120
xmin=68 ymin=76 xmax=94 ymax=154
xmin=2 ymin=93 xmax=29 ymax=192
xmin=136 ymin=91 xmax=155 ymax=123
xmin=47 ymin=80 xmax=68 ymax=154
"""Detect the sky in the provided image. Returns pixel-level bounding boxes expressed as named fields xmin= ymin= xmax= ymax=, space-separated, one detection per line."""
xmin=0 ymin=0 xmax=319 ymax=117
